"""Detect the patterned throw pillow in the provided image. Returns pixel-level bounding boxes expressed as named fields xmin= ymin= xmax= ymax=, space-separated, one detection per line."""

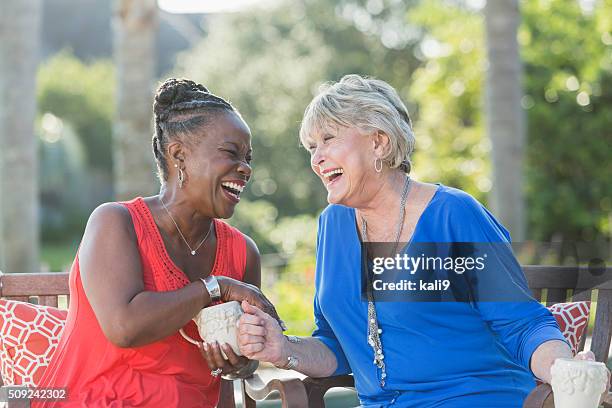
xmin=0 ymin=299 xmax=593 ymax=388
xmin=0 ymin=299 xmax=67 ymax=386
xmin=548 ymin=301 xmax=591 ymax=355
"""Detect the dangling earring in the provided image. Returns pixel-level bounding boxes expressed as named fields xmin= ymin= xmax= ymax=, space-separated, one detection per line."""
xmin=374 ymin=158 xmax=383 ymax=173
xmin=178 ymin=168 xmax=185 ymax=188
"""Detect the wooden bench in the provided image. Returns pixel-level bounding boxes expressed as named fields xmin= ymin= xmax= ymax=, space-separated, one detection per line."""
xmin=0 ymin=271 xmax=308 ymax=408
xmin=2 ymin=265 xmax=611 ymax=407
xmin=302 ymin=265 xmax=612 ymax=408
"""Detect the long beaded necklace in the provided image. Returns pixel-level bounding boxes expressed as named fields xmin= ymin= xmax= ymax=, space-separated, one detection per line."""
xmin=359 ymin=176 xmax=412 ymax=387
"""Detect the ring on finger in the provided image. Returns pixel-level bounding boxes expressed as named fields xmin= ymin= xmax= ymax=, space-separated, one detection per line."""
xmin=211 ymin=368 xmax=223 ymax=377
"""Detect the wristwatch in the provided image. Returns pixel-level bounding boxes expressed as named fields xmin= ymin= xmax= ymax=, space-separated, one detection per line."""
xmin=201 ymin=276 xmax=221 ymax=302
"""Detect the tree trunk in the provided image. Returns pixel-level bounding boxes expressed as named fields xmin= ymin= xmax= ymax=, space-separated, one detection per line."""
xmin=0 ymin=0 xmax=41 ymax=273
xmin=484 ymin=0 xmax=526 ymax=241
xmin=112 ymin=0 xmax=158 ymax=200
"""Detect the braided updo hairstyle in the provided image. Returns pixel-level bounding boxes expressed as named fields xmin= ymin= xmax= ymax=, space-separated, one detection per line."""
xmin=152 ymin=78 xmax=239 ymax=183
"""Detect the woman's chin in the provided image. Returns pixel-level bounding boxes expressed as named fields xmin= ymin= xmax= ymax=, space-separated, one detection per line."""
xmin=326 ymin=190 xmax=347 ymax=205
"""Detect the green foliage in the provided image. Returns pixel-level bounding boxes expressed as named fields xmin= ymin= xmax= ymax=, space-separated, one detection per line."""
xmin=170 ymin=0 xmax=612 ymax=329
xmin=37 ymin=51 xmax=115 ymax=243
xmin=520 ymin=0 xmax=612 ymax=241
xmin=175 ymin=0 xmax=419 ymax=223
xmin=41 ymin=242 xmax=78 ymax=272
xmin=268 ymin=253 xmax=317 ymax=336
xmin=407 ymin=0 xmax=611 ymax=241
xmin=38 ymin=50 xmax=115 ymax=170
xmin=408 ymin=1 xmax=490 ymax=201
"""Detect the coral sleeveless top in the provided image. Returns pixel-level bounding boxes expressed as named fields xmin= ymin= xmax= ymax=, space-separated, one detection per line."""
xmin=35 ymin=197 xmax=247 ymax=407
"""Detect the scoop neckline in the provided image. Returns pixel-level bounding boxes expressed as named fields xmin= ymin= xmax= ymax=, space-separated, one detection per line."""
xmin=136 ymin=197 xmax=223 ymax=284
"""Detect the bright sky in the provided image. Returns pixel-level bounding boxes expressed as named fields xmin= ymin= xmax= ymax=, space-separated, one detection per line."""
xmin=157 ymin=0 xmax=276 ymax=14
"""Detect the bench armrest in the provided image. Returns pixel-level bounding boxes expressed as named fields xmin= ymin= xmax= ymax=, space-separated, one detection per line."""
xmin=241 ymin=372 xmax=308 ymax=408
xmin=302 ymin=375 xmax=355 ymax=408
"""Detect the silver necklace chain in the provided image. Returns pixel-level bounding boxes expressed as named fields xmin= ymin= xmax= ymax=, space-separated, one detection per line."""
xmin=360 ymin=176 xmax=412 ymax=387
xmin=159 ymin=197 xmax=213 ymax=256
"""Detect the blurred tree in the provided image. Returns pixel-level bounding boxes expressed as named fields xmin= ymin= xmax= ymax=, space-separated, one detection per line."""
xmin=409 ymin=0 xmax=611 ymax=243
xmin=37 ymin=52 xmax=115 ymax=244
xmin=112 ymin=0 xmax=158 ymax=200
xmin=38 ymin=51 xmax=115 ymax=170
xmin=408 ymin=1 xmax=490 ymax=201
xmin=521 ymin=0 xmax=612 ymax=243
xmin=484 ymin=0 xmax=525 ymax=241
xmin=176 ymin=0 xmax=420 ymax=249
xmin=176 ymin=0 xmax=610 ymax=252
xmin=0 ymin=0 xmax=41 ymax=273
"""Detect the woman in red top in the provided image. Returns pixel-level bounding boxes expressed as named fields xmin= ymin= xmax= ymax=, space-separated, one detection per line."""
xmin=35 ymin=78 xmax=281 ymax=407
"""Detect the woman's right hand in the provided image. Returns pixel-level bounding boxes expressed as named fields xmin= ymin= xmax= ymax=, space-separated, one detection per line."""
xmin=238 ymin=301 xmax=288 ymax=366
xmin=216 ymin=276 xmax=285 ymax=329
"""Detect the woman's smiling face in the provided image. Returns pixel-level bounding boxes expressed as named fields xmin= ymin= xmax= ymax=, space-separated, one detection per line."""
xmin=180 ymin=111 xmax=252 ymax=219
xmin=307 ymin=125 xmax=375 ymax=207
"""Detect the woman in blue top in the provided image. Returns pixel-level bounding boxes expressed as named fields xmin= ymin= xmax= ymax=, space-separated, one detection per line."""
xmin=236 ymin=74 xmax=601 ymax=407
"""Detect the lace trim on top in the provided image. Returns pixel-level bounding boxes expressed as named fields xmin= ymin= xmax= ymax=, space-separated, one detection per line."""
xmin=132 ymin=197 xmax=228 ymax=292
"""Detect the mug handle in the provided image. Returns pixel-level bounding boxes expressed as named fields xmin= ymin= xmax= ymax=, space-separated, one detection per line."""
xmin=179 ymin=328 xmax=200 ymax=346
xmin=180 ymin=328 xmax=230 ymax=359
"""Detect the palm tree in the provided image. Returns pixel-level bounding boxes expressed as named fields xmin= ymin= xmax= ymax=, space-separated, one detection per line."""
xmin=112 ymin=0 xmax=158 ymax=200
xmin=0 ymin=0 xmax=41 ymax=273
xmin=484 ymin=0 xmax=526 ymax=241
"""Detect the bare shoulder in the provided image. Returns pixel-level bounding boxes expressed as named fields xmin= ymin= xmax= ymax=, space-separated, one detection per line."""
xmin=80 ymin=202 xmax=138 ymax=256
xmin=243 ymin=234 xmax=260 ymax=257
xmin=86 ymin=202 xmax=135 ymax=237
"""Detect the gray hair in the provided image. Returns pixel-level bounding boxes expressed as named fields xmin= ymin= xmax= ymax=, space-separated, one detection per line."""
xmin=299 ymin=74 xmax=415 ymax=173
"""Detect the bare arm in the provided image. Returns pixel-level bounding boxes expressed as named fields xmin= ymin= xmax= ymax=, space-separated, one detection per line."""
xmin=530 ymin=340 xmax=572 ymax=383
xmin=79 ymin=203 xmax=210 ymax=348
xmin=280 ymin=336 xmax=338 ymax=377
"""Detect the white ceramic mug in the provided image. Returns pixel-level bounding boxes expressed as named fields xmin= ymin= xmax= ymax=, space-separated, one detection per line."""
xmin=179 ymin=301 xmax=243 ymax=357
xmin=551 ymin=358 xmax=608 ymax=408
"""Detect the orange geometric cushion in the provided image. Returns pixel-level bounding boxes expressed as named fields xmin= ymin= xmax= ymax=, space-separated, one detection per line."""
xmin=0 ymin=299 xmax=67 ymax=386
xmin=548 ymin=301 xmax=590 ymax=356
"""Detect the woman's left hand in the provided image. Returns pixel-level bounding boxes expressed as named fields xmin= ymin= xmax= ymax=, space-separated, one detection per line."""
xmin=198 ymin=341 xmax=249 ymax=377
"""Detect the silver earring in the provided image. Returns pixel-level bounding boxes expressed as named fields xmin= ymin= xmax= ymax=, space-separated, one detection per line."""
xmin=178 ymin=168 xmax=185 ymax=188
xmin=174 ymin=163 xmax=178 ymax=168
xmin=374 ymin=158 xmax=383 ymax=173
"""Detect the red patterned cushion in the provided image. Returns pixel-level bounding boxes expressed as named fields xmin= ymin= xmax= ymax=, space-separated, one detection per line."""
xmin=0 ymin=299 xmax=67 ymax=386
xmin=548 ymin=301 xmax=590 ymax=355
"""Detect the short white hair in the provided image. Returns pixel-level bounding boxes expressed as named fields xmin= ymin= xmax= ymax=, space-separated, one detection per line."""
xmin=299 ymin=74 xmax=415 ymax=173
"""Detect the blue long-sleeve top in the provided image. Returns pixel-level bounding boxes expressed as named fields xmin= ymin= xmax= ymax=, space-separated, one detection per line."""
xmin=311 ymin=184 xmax=566 ymax=407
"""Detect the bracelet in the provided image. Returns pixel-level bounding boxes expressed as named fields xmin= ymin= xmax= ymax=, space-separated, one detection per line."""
xmin=285 ymin=335 xmax=302 ymax=344
xmin=200 ymin=276 xmax=221 ymax=302
xmin=275 ymin=355 xmax=299 ymax=370
xmin=274 ymin=336 xmax=300 ymax=370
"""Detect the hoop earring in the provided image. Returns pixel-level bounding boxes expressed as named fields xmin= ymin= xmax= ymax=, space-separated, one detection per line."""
xmin=178 ymin=168 xmax=185 ymax=188
xmin=374 ymin=158 xmax=383 ymax=173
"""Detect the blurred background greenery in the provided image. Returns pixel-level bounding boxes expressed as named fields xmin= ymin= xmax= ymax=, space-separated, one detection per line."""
xmin=1 ymin=0 xmax=610 ymax=335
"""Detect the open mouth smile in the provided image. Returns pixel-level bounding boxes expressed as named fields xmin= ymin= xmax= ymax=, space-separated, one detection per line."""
xmin=320 ymin=167 xmax=344 ymax=186
xmin=221 ymin=181 xmax=245 ymax=202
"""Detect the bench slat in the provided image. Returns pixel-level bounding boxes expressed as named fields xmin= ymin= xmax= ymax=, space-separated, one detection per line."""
xmin=0 ymin=272 xmax=69 ymax=297
xmin=39 ymin=295 xmax=58 ymax=307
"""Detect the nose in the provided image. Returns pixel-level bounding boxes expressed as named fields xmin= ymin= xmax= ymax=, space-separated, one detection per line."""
xmin=237 ymin=160 xmax=252 ymax=180
xmin=311 ymin=146 xmax=325 ymax=171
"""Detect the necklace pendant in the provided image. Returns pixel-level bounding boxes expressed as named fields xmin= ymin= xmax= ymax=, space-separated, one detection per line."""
xmin=191 ymin=250 xmax=196 ymax=256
